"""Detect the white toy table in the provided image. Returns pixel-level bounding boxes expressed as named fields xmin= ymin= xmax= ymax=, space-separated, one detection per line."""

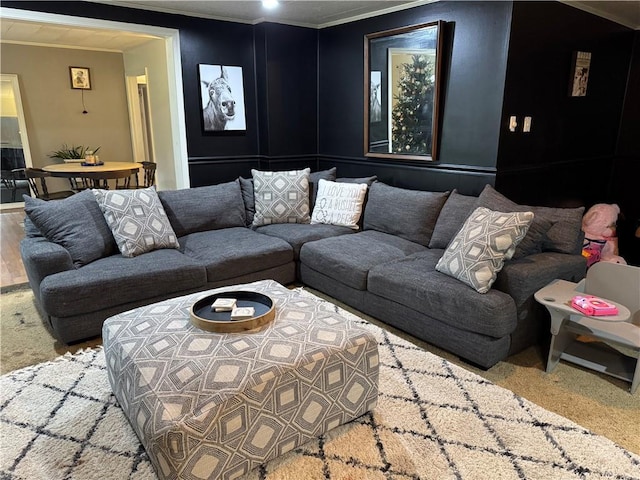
xmin=535 ymin=279 xmax=639 ymax=393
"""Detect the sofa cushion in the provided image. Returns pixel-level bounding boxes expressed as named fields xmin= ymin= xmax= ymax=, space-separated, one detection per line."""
xmin=40 ymin=249 xmax=206 ymax=317
xmin=300 ymin=230 xmax=426 ymax=291
xmin=179 ymin=227 xmax=293 ymax=282
xmin=368 ymin=249 xmax=517 ymax=338
xmin=477 ymin=185 xmax=584 ymax=255
xmin=512 ymin=215 xmax=554 ymax=259
xmin=363 ymin=182 xmax=448 ymax=246
xmin=24 ymin=190 xmax=116 ymax=268
xmin=252 ymin=168 xmax=311 ymax=226
xmin=256 ymin=223 xmax=354 ymax=259
xmin=309 ymin=167 xmax=337 ymax=211
xmin=93 ymin=187 xmax=179 ymax=258
xmin=428 ymin=190 xmax=478 ymax=249
xmin=336 ymin=176 xmax=377 ymax=185
xmin=311 ymin=179 xmax=368 ymax=230
xmin=238 ymin=177 xmax=255 ymax=227
xmin=435 ymin=207 xmax=534 ymax=293
xmin=159 ymin=180 xmax=246 ymax=237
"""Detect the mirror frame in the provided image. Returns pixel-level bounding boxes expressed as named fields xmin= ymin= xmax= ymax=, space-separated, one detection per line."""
xmin=364 ymin=20 xmax=444 ymax=162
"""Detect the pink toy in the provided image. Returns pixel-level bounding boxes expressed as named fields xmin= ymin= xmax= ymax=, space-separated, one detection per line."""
xmin=581 ymin=203 xmax=626 ymax=267
xmin=571 ymin=295 xmax=619 ymax=316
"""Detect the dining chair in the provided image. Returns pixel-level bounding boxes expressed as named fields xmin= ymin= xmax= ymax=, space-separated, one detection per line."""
xmin=2 ymin=168 xmax=30 ymax=202
xmin=25 ymin=168 xmax=76 ymax=201
xmin=81 ymin=169 xmax=134 ymax=190
xmin=124 ymin=161 xmax=157 ymax=189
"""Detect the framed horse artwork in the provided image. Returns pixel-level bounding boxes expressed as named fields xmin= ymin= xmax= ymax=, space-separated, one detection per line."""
xmin=198 ymin=64 xmax=247 ymax=133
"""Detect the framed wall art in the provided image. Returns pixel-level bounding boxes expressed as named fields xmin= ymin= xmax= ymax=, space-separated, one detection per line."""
xmin=569 ymin=51 xmax=591 ymax=97
xmin=69 ymin=67 xmax=91 ymax=90
xmin=198 ymin=64 xmax=246 ymax=132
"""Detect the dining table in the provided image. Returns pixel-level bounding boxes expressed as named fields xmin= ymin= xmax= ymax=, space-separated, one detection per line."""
xmin=42 ymin=161 xmax=142 ymax=189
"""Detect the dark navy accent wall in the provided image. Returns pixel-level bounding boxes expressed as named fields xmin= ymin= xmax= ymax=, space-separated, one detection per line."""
xmin=496 ymin=1 xmax=633 ymax=207
xmin=255 ymin=23 xmax=318 ymax=158
xmin=317 ymin=1 xmax=512 ymax=195
xmin=611 ymin=31 xmax=640 ymax=265
xmin=3 ymin=1 xmax=637 ymax=247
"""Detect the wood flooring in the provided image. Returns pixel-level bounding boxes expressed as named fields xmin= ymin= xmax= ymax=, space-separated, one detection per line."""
xmin=1 ymin=208 xmax=28 ymax=289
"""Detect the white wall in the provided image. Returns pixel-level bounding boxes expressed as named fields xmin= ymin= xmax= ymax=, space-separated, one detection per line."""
xmin=124 ymin=39 xmax=180 ymax=191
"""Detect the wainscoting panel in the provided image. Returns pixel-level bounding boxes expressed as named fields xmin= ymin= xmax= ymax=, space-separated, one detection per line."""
xmin=319 ymin=156 xmax=495 ymax=196
xmin=187 ymin=155 xmax=321 ymax=186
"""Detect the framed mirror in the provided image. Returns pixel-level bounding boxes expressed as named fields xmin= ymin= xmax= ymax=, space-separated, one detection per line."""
xmin=364 ymin=21 xmax=444 ymax=161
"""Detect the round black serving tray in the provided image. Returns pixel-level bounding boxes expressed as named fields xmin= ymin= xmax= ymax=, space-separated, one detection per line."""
xmin=81 ymin=161 xmax=104 ymax=166
xmin=190 ymin=291 xmax=274 ymax=333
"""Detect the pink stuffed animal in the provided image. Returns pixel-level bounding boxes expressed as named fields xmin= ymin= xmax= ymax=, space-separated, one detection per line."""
xmin=581 ymin=203 xmax=626 ymax=267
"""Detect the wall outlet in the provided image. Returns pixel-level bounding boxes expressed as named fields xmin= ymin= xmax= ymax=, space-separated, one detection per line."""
xmin=523 ymin=116 xmax=532 ymax=132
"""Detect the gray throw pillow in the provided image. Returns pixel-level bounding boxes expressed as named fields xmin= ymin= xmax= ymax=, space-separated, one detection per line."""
xmin=477 ymin=185 xmax=584 ymax=255
xmin=24 ymin=190 xmax=116 ymax=268
xmin=429 ymin=190 xmax=479 ymax=249
xmin=309 ymin=167 xmax=337 ymax=211
xmin=158 ymin=180 xmax=246 ymax=237
xmin=363 ymin=182 xmax=449 ymax=246
xmin=436 ymin=207 xmax=534 ymax=293
xmin=251 ymin=168 xmax=311 ymax=226
xmin=93 ymin=187 xmax=179 ymax=258
xmin=337 ymin=176 xmax=377 ymax=186
xmin=238 ymin=177 xmax=255 ymax=227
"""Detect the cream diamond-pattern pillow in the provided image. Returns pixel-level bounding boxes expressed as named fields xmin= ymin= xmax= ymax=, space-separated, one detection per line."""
xmin=436 ymin=207 xmax=534 ymax=293
xmin=251 ymin=168 xmax=311 ymax=226
xmin=93 ymin=187 xmax=179 ymax=257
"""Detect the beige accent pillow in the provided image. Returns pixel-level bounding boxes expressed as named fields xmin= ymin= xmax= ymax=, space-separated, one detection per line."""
xmin=311 ymin=179 xmax=368 ymax=230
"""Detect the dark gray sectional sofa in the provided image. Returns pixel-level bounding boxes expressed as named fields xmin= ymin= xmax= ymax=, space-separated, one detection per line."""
xmin=20 ymin=170 xmax=586 ymax=368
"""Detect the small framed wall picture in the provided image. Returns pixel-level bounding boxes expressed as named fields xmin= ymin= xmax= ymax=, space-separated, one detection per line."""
xmin=70 ymin=66 xmax=91 ymax=90
xmin=569 ymin=51 xmax=591 ymax=97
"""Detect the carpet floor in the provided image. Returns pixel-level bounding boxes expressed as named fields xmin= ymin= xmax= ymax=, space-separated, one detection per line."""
xmin=1 ymin=283 xmax=639 ymax=464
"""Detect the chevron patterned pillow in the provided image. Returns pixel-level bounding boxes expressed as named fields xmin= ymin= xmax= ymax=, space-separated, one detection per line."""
xmin=93 ymin=187 xmax=179 ymax=258
xmin=436 ymin=207 xmax=534 ymax=293
xmin=251 ymin=168 xmax=311 ymax=226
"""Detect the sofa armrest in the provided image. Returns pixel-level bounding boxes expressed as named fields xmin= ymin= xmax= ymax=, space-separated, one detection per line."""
xmin=493 ymin=252 xmax=587 ymax=308
xmin=20 ymin=237 xmax=74 ymax=302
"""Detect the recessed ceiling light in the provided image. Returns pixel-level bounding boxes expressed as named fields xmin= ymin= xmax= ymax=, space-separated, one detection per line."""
xmin=262 ymin=0 xmax=279 ymax=10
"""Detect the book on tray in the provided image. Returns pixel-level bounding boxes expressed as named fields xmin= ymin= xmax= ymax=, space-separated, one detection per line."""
xmin=211 ymin=298 xmax=236 ymax=312
xmin=231 ymin=306 xmax=255 ymax=320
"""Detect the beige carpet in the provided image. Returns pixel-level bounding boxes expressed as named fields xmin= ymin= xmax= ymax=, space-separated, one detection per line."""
xmin=1 ymin=283 xmax=638 ymax=457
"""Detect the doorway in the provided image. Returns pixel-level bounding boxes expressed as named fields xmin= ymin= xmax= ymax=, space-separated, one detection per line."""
xmin=0 ymin=7 xmax=190 ymax=192
xmin=0 ymin=74 xmax=33 ymax=209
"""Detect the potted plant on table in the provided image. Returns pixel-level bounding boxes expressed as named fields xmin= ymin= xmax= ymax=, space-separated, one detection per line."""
xmin=50 ymin=144 xmax=101 ymax=163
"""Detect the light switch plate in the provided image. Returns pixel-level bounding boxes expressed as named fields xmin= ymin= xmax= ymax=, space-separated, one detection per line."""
xmin=523 ymin=116 xmax=532 ymax=132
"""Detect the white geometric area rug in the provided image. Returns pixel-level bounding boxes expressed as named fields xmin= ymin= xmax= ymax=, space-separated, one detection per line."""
xmin=2 ymin=294 xmax=639 ymax=480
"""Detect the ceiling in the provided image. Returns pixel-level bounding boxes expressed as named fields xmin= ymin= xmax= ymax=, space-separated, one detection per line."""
xmin=102 ymin=0 xmax=426 ymax=29
xmin=0 ymin=1 xmax=638 ymax=53
xmin=101 ymin=0 xmax=640 ymax=30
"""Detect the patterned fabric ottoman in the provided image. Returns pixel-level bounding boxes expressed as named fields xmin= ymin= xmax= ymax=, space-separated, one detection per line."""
xmin=103 ymin=279 xmax=379 ymax=480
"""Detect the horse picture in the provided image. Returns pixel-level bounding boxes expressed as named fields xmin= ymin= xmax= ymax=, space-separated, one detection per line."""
xmin=199 ymin=64 xmax=246 ymax=132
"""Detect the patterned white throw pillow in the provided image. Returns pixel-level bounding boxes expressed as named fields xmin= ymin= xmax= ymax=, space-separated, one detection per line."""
xmin=311 ymin=179 xmax=368 ymax=230
xmin=93 ymin=187 xmax=179 ymax=257
xmin=251 ymin=168 xmax=311 ymax=226
xmin=436 ymin=207 xmax=534 ymax=293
